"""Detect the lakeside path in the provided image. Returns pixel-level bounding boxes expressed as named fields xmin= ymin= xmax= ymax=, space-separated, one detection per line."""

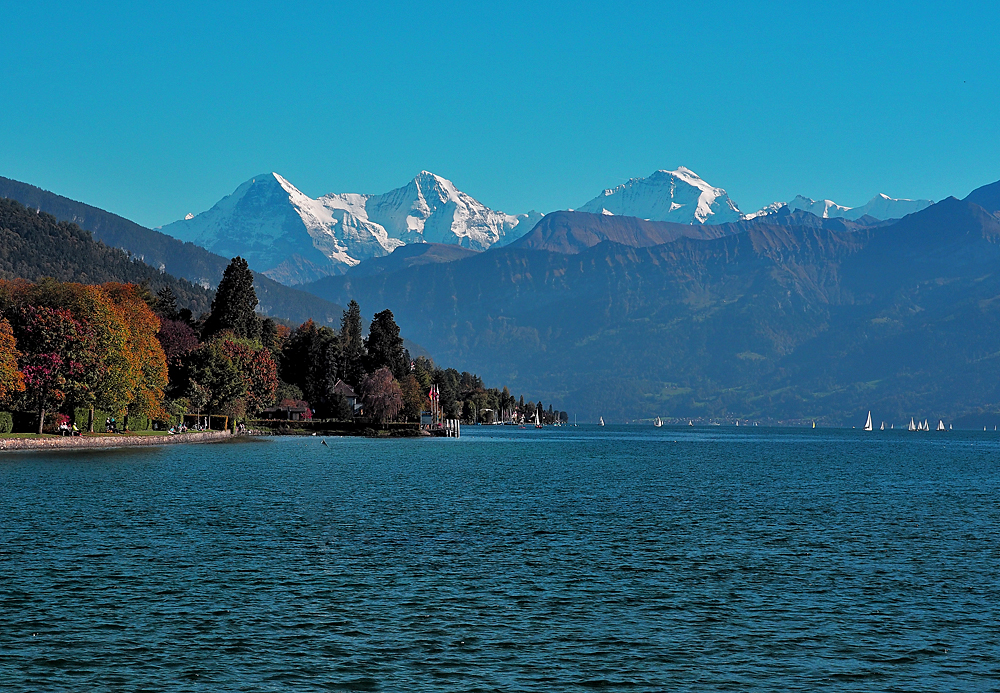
xmin=0 ymin=430 xmax=232 ymax=452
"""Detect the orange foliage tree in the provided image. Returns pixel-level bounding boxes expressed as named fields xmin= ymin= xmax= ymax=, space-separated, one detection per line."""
xmin=0 ymin=317 xmax=25 ymax=403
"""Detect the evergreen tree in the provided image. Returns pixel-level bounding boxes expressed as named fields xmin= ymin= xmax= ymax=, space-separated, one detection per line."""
xmin=366 ymin=308 xmax=409 ymax=379
xmin=260 ymin=317 xmax=278 ymax=353
xmin=339 ymin=300 xmax=366 ymax=387
xmin=203 ymin=257 xmax=260 ymax=341
xmin=154 ymin=286 xmax=180 ymax=321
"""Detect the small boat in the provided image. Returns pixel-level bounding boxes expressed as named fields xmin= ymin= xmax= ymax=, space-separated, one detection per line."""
xmin=923 ymin=419 xmax=929 ymax=431
xmin=598 ymin=416 xmax=604 ymax=426
xmin=937 ymin=420 xmax=945 ymax=431
xmin=535 ymin=410 xmax=543 ymax=429
xmin=654 ymin=416 xmax=662 ymax=428
xmin=949 ymin=424 xmax=953 ymax=431
xmin=812 ymin=421 xmax=816 ymax=429
xmin=908 ymin=418 xmax=917 ymax=432
xmin=880 ymin=422 xmax=884 ymax=431
xmin=688 ymin=420 xmax=694 ymax=427
xmin=736 ymin=420 xmax=739 ymax=427
xmin=863 ymin=411 xmax=873 ymax=432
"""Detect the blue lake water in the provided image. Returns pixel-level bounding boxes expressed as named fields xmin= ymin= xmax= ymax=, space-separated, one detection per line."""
xmin=2 ymin=426 xmax=999 ymax=691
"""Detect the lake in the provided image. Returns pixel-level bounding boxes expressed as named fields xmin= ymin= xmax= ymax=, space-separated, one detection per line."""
xmin=2 ymin=426 xmax=999 ymax=691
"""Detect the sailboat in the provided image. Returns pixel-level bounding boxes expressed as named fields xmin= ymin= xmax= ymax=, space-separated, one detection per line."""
xmin=688 ymin=420 xmax=694 ymax=427
xmin=864 ymin=411 xmax=873 ymax=431
xmin=923 ymin=419 xmax=929 ymax=431
xmin=654 ymin=416 xmax=662 ymax=428
xmin=534 ymin=410 xmax=542 ymax=428
xmin=908 ymin=418 xmax=917 ymax=431
xmin=937 ymin=420 xmax=945 ymax=431
xmin=880 ymin=422 xmax=884 ymax=431
xmin=598 ymin=416 xmax=604 ymax=427
xmin=812 ymin=421 xmax=816 ymax=429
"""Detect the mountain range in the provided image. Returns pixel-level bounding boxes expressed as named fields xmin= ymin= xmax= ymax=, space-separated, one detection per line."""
xmin=158 ymin=172 xmax=542 ymax=285
xmin=4 ymin=167 xmax=999 ymax=425
xmin=155 ymin=167 xmax=936 ymax=285
xmin=298 ymin=179 xmax=1000 ymax=425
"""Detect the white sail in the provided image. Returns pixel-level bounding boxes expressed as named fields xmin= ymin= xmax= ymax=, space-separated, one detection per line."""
xmin=923 ymin=419 xmax=929 ymax=431
xmin=937 ymin=420 xmax=945 ymax=431
xmin=812 ymin=421 xmax=816 ymax=428
xmin=688 ymin=420 xmax=694 ymax=426
xmin=599 ymin=416 xmax=604 ymax=426
xmin=654 ymin=416 xmax=662 ymax=427
xmin=880 ymin=422 xmax=884 ymax=431
xmin=909 ymin=418 xmax=916 ymax=431
xmin=864 ymin=411 xmax=873 ymax=431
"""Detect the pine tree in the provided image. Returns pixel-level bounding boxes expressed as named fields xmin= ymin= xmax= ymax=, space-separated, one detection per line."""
xmin=366 ymin=308 xmax=409 ymax=380
xmin=339 ymin=300 xmax=365 ymax=387
xmin=203 ymin=257 xmax=260 ymax=341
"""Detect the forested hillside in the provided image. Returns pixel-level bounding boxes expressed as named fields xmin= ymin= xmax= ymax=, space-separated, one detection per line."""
xmin=0 ymin=176 xmax=345 ymax=324
xmin=0 ymin=198 xmax=214 ymax=315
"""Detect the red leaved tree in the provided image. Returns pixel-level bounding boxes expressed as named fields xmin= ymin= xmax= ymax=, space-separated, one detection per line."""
xmin=359 ymin=367 xmax=403 ymax=425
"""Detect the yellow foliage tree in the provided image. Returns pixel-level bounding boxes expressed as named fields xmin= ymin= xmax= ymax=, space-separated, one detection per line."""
xmin=0 ymin=317 xmax=25 ymax=403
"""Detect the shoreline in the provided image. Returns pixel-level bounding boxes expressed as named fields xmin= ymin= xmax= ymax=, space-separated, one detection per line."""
xmin=0 ymin=430 xmax=233 ymax=452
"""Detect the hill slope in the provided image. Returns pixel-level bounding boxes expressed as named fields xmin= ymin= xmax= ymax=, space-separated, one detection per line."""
xmin=0 ymin=176 xmax=345 ymax=324
xmin=0 ymin=198 xmax=214 ymax=314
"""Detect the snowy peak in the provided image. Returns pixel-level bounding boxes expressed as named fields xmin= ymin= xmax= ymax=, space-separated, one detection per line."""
xmin=752 ymin=193 xmax=934 ymax=222
xmin=159 ymin=171 xmax=540 ymax=285
xmin=579 ymin=167 xmax=743 ymax=225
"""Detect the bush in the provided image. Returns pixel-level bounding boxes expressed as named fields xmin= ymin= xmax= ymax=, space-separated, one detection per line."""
xmin=0 ymin=412 xmax=12 ymax=435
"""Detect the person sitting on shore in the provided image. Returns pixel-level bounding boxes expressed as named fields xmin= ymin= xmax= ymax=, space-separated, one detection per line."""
xmin=72 ymin=423 xmax=80 ymax=437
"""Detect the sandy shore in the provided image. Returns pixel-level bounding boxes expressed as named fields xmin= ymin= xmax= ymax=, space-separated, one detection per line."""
xmin=0 ymin=430 xmax=233 ymax=452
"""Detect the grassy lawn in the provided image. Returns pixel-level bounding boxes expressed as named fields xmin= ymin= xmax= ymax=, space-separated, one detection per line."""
xmin=0 ymin=433 xmax=62 ymax=439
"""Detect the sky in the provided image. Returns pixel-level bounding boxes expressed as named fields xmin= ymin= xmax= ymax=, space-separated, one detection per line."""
xmin=2 ymin=0 xmax=999 ymax=228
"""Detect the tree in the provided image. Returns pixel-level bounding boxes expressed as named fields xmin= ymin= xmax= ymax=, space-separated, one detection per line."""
xmin=0 ymin=317 xmax=25 ymax=403
xmin=359 ymin=367 xmax=403 ymax=425
xmin=399 ymin=373 xmax=427 ymax=422
xmin=11 ymin=305 xmax=89 ymax=433
xmin=220 ymin=337 xmax=279 ymax=416
xmin=186 ymin=341 xmax=245 ymax=414
xmin=154 ymin=286 xmax=181 ymax=321
xmin=100 ymin=283 xmax=169 ymax=423
xmin=203 ymin=257 xmax=260 ymax=341
xmin=339 ymin=300 xmax=366 ymax=387
xmin=280 ymin=320 xmax=339 ymax=414
xmin=366 ymin=308 xmax=409 ymax=379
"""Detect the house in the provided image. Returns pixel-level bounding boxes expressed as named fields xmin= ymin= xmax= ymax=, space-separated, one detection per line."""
xmin=332 ymin=379 xmax=362 ymax=414
xmin=260 ymin=399 xmax=313 ymax=421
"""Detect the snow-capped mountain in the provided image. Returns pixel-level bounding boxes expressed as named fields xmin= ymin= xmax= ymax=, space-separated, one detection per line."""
xmin=159 ymin=172 xmax=541 ymax=285
xmin=578 ymin=167 xmax=743 ymax=224
xmin=752 ymin=193 xmax=934 ymax=222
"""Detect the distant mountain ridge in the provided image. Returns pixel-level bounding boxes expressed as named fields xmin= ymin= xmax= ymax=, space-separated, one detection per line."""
xmin=158 ymin=172 xmax=542 ymax=285
xmin=301 ymin=188 xmax=1000 ymax=424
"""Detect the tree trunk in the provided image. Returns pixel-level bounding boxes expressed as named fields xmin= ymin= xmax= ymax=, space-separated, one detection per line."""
xmin=37 ymin=407 xmax=45 ymax=435
xmin=88 ymin=407 xmax=95 ymax=433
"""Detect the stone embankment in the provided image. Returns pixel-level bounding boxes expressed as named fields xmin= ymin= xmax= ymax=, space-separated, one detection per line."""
xmin=0 ymin=430 xmax=232 ymax=452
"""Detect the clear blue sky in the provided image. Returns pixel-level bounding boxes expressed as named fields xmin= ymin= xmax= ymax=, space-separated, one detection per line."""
xmin=2 ymin=0 xmax=998 ymax=228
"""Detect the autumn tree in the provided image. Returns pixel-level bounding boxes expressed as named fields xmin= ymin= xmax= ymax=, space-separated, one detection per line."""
xmin=359 ymin=367 xmax=402 ymax=425
xmin=203 ymin=257 xmax=260 ymax=341
xmin=220 ymin=337 xmax=278 ymax=416
xmin=399 ymin=373 xmax=427 ymax=422
xmin=0 ymin=317 xmax=25 ymax=403
xmin=10 ymin=305 xmax=89 ymax=433
xmin=100 ymin=283 xmax=169 ymax=424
